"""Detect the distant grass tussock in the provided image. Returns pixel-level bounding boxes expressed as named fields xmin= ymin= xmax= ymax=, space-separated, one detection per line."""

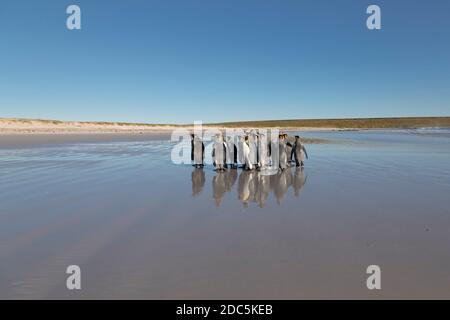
xmin=1 ymin=117 xmax=450 ymax=129
xmin=208 ymin=117 xmax=450 ymax=129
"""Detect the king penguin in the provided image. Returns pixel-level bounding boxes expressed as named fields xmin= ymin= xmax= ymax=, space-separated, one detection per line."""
xmin=293 ymin=135 xmax=308 ymax=167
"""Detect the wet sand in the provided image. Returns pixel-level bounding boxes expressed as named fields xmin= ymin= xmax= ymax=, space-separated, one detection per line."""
xmin=0 ymin=130 xmax=450 ymax=299
xmin=0 ymin=133 xmax=331 ymax=149
xmin=0 ymin=133 xmax=172 ymax=149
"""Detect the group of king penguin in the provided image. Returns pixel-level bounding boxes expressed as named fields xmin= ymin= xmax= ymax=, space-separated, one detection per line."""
xmin=190 ymin=131 xmax=308 ymax=171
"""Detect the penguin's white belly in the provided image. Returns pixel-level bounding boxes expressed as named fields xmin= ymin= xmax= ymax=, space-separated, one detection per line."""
xmin=214 ymin=143 xmax=225 ymax=165
xmin=279 ymin=144 xmax=287 ymax=169
xmin=249 ymin=143 xmax=257 ymax=164
xmin=259 ymin=144 xmax=268 ymax=166
xmin=238 ymin=142 xmax=245 ymax=164
xmin=193 ymin=141 xmax=203 ymax=164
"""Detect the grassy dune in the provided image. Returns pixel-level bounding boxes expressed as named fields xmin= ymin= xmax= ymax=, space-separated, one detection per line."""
xmin=208 ymin=117 xmax=450 ymax=129
xmin=1 ymin=117 xmax=449 ymax=134
xmin=0 ymin=118 xmax=182 ymax=127
xmin=0 ymin=118 xmax=184 ymax=133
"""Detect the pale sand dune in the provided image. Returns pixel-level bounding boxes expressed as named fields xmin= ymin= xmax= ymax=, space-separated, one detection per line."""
xmin=0 ymin=118 xmax=181 ymax=134
xmin=0 ymin=118 xmax=364 ymax=134
xmin=3 ymin=116 xmax=449 ymax=135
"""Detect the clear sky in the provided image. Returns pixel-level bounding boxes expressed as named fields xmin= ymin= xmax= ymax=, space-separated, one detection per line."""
xmin=1 ymin=0 xmax=449 ymax=124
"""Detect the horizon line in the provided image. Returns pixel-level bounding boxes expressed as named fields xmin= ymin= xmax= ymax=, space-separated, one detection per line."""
xmin=2 ymin=115 xmax=450 ymax=127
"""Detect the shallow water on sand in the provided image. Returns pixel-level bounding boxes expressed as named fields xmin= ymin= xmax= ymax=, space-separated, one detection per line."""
xmin=0 ymin=130 xmax=450 ymax=299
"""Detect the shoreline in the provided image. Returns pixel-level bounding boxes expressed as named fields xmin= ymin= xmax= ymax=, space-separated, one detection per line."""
xmin=1 ymin=117 xmax=449 ymax=135
xmin=0 ymin=132 xmax=332 ymax=148
xmin=0 ymin=127 xmax=352 ymax=134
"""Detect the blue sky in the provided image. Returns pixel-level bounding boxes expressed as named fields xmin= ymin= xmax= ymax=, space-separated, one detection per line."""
xmin=1 ymin=0 xmax=449 ymax=124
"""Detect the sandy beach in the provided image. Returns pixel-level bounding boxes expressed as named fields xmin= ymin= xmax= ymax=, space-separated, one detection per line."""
xmin=2 ymin=117 xmax=450 ymax=135
xmin=0 ymin=118 xmax=183 ymax=134
xmin=1 ymin=128 xmax=449 ymax=299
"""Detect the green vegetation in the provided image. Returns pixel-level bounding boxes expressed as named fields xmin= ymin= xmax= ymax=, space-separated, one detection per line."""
xmin=1 ymin=117 xmax=450 ymax=129
xmin=207 ymin=117 xmax=450 ymax=129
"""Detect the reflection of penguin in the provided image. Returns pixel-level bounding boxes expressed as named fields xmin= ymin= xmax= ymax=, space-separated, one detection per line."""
xmin=285 ymin=166 xmax=293 ymax=190
xmin=193 ymin=135 xmax=204 ymax=167
xmin=238 ymin=170 xmax=252 ymax=207
xmin=293 ymin=167 xmax=307 ymax=197
xmin=293 ymin=136 xmax=308 ymax=167
xmin=255 ymin=174 xmax=271 ymax=208
xmin=273 ymin=169 xmax=289 ymax=204
xmin=190 ymin=162 xmax=309 ymax=207
xmin=248 ymin=171 xmax=258 ymax=202
xmin=212 ymin=171 xmax=227 ymax=206
xmin=191 ymin=167 xmax=205 ymax=196
xmin=225 ymin=168 xmax=238 ymax=192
